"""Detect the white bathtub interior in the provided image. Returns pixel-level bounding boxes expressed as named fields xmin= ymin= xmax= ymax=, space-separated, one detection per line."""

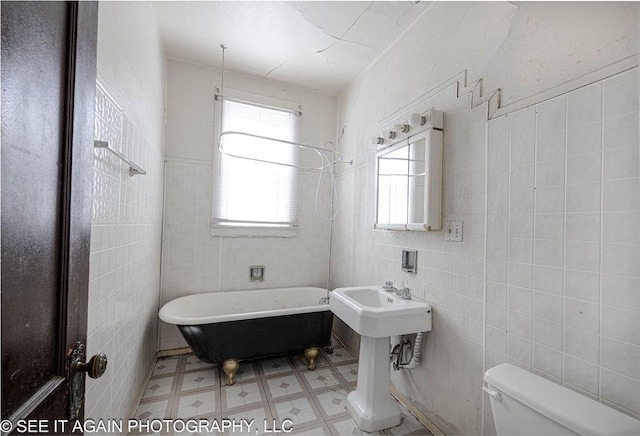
xmin=159 ymin=287 xmax=330 ymax=325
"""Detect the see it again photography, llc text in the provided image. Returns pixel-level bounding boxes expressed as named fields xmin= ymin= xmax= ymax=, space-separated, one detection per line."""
xmin=0 ymin=418 xmax=294 ymax=434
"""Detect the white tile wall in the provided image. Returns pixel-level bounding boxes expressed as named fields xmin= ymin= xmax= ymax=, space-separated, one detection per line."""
xmin=485 ymin=68 xmax=640 ymax=422
xmin=330 ymin=3 xmax=637 ymax=431
xmin=160 ymin=162 xmax=333 ymax=350
xmin=333 ymin=68 xmax=639 ymax=434
xmin=332 ymin=84 xmax=488 ymax=435
xmin=86 ymin=83 xmax=164 ymax=422
xmin=159 ymin=59 xmax=337 ymax=351
xmin=160 ymin=68 xmax=341 ymax=355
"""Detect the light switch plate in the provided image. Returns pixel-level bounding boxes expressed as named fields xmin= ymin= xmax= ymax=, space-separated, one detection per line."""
xmin=445 ymin=221 xmax=463 ymax=242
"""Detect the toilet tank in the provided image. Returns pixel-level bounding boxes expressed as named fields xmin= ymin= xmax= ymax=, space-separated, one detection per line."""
xmin=484 ymin=364 xmax=640 ymax=436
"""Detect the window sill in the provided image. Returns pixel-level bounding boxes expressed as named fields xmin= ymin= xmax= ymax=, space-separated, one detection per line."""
xmin=209 ymin=225 xmax=297 ymax=238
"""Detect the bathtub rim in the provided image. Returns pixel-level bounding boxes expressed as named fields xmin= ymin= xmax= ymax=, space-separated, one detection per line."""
xmin=159 ymin=286 xmax=330 ymax=326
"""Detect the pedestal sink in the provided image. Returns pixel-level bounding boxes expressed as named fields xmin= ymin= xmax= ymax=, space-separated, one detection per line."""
xmin=329 ymin=286 xmax=432 ymax=432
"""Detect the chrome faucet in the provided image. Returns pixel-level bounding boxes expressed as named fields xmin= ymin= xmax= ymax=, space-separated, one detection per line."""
xmin=382 ymin=281 xmax=412 ymax=299
xmin=382 ymin=281 xmax=397 ymax=293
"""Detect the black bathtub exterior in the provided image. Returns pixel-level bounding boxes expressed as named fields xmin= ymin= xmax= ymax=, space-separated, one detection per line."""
xmin=178 ymin=310 xmax=333 ymax=364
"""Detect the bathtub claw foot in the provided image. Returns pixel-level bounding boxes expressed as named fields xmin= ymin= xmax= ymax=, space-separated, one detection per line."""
xmin=325 ymin=346 xmax=334 ymax=354
xmin=223 ymin=359 xmax=240 ymax=385
xmin=304 ymin=347 xmax=319 ymax=370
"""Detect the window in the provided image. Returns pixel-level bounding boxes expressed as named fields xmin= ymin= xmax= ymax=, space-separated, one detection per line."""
xmin=211 ymin=94 xmax=300 ymax=237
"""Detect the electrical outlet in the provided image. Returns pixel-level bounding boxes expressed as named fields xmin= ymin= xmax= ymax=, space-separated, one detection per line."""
xmin=445 ymin=221 xmax=463 ymax=242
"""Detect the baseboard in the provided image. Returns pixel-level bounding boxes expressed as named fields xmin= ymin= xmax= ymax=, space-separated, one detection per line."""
xmin=330 ymin=332 xmax=359 ymax=361
xmin=156 ymin=347 xmax=192 ymax=359
xmin=390 ymin=385 xmax=445 ymax=436
xmin=125 ymin=358 xmax=156 ymax=434
xmin=124 ymin=348 xmax=194 ymax=435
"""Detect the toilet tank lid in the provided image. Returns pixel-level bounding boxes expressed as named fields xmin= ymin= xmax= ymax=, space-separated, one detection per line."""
xmin=484 ymin=364 xmax=640 ymax=436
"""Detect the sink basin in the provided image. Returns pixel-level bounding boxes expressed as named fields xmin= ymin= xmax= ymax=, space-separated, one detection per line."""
xmin=329 ymin=286 xmax=433 ymax=432
xmin=330 ymin=285 xmax=432 ymax=338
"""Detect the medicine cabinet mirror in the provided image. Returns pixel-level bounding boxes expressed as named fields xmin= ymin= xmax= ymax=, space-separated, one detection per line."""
xmin=374 ymin=112 xmax=443 ymax=231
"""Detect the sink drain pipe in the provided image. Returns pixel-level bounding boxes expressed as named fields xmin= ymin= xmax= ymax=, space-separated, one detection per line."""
xmin=390 ymin=332 xmax=426 ymax=370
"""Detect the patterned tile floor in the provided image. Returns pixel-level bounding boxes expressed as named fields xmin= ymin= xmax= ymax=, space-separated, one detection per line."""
xmin=131 ymin=339 xmax=431 ymax=435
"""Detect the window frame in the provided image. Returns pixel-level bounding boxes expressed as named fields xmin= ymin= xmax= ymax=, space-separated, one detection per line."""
xmin=210 ymin=88 xmax=301 ymax=238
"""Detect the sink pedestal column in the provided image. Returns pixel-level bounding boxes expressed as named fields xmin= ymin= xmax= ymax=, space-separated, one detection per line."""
xmin=345 ymin=336 xmax=401 ymax=432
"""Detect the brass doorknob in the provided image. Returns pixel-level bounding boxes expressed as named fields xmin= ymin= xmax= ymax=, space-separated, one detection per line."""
xmin=73 ymin=353 xmax=107 ymax=379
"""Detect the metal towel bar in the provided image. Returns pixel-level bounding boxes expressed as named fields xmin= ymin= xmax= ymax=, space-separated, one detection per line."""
xmin=93 ymin=140 xmax=146 ymax=176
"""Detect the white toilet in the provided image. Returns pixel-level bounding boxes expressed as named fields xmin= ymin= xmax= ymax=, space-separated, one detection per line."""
xmin=484 ymin=363 xmax=640 ymax=436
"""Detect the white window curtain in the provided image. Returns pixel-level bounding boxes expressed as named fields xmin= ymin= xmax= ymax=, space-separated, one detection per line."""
xmin=211 ymin=92 xmax=300 ymax=237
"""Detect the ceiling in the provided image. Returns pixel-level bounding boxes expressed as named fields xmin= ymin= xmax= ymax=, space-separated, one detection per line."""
xmin=152 ymin=1 xmax=431 ymax=95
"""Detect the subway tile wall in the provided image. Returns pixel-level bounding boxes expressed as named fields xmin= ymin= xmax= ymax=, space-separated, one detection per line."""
xmin=485 ymin=68 xmax=640 ymax=423
xmin=86 ymin=83 xmax=164 ymax=422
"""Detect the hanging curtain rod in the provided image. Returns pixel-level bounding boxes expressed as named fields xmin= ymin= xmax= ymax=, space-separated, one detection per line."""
xmin=214 ymin=44 xmax=345 ymax=171
xmin=215 ymin=93 xmax=302 ymax=117
xmin=219 ymin=131 xmax=343 ymax=171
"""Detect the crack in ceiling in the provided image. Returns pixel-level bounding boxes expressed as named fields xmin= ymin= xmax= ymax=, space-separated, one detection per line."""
xmin=367 ymin=6 xmax=407 ymax=31
xmin=285 ymin=2 xmax=342 ymax=40
xmin=152 ymin=1 xmax=430 ymax=95
xmin=264 ymin=2 xmax=376 ymax=81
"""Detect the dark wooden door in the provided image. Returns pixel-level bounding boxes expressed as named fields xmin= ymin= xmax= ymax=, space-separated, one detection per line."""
xmin=1 ymin=1 xmax=98 ymax=428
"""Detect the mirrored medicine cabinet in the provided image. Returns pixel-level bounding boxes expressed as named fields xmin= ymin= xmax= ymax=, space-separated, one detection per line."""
xmin=374 ymin=110 xmax=443 ymax=232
